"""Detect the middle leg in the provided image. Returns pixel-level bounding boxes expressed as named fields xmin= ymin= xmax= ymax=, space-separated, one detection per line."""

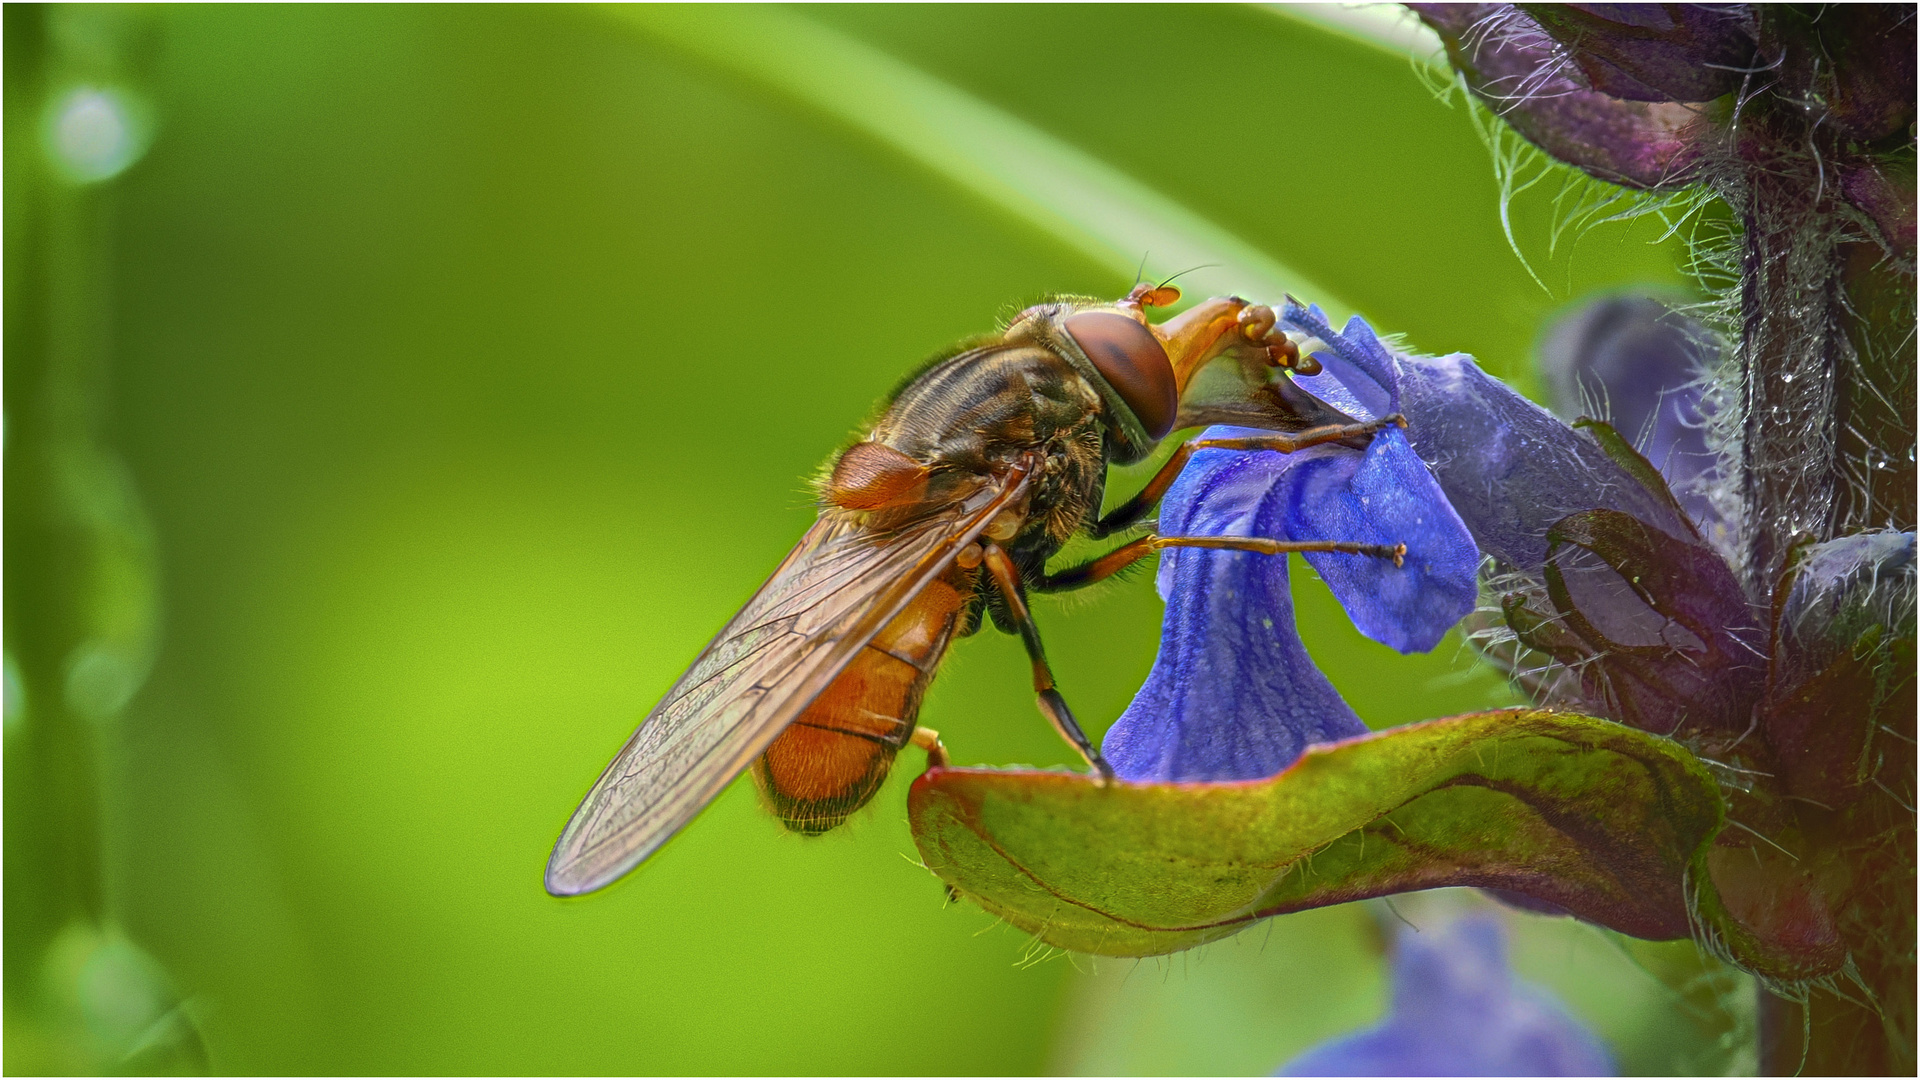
xmin=1037 ymin=534 xmax=1405 ymax=593
xmin=979 ymin=542 xmax=1116 ymax=782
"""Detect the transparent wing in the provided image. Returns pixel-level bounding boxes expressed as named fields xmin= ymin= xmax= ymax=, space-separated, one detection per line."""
xmin=545 ymin=468 xmax=1030 ymax=896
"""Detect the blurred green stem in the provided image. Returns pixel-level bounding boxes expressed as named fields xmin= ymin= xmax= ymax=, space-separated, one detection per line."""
xmin=4 ymin=0 xmax=113 ymax=979
xmin=5 ymin=6 xmax=202 ymax=1074
xmin=609 ymin=4 xmax=1345 ymax=311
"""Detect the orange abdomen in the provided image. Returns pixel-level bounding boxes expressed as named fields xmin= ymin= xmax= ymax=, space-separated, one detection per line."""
xmin=752 ymin=570 xmax=971 ymax=833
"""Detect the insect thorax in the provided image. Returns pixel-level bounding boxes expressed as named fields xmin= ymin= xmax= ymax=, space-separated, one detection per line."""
xmin=876 ymin=344 xmax=1109 ymax=547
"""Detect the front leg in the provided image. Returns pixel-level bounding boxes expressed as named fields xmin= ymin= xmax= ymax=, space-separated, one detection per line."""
xmin=1089 ymin=416 xmax=1406 ymax=539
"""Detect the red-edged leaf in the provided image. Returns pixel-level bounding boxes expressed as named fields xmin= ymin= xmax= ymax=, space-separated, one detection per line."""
xmin=911 ymin=709 xmax=1723 ymax=957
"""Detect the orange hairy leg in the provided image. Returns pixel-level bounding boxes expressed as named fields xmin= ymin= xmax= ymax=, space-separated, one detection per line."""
xmin=1116 ymin=287 xmax=1320 ymax=393
xmin=1037 ymin=422 xmax=1410 ymax=593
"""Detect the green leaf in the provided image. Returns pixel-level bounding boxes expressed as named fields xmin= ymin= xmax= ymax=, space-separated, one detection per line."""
xmin=910 ymin=709 xmax=1723 ymax=957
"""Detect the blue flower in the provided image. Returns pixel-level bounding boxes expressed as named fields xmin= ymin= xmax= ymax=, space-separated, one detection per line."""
xmin=1098 ymin=296 xmax=1766 ymax=781
xmin=1100 ymin=312 xmax=1480 ymax=782
xmin=1280 ymin=300 xmax=1775 ymax=736
xmin=1282 ymin=300 xmax=1695 ymax=574
xmin=1278 ymin=914 xmax=1615 ymax=1077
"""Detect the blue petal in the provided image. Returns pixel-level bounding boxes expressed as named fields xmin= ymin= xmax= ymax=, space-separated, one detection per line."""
xmin=1288 ymin=305 xmax=1400 ymax=420
xmin=1104 ymin=443 xmax=1366 ymax=783
xmin=1278 ymin=915 xmax=1615 ymax=1077
xmin=1283 ymin=425 xmax=1480 ymax=654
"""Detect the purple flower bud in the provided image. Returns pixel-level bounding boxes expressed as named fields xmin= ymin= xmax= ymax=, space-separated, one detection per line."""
xmin=1840 ymin=159 xmax=1918 ymax=263
xmin=1519 ymin=4 xmax=1757 ymax=104
xmin=1519 ymin=508 xmax=1766 ymax=735
xmin=1409 ymin=4 xmax=1714 ymax=189
xmin=1774 ymin=532 xmax=1918 ymax=681
xmin=1762 ymin=531 xmax=1917 ymax=805
xmin=1278 ymin=915 xmax=1615 ymax=1076
xmin=1763 ymin=4 xmax=1917 ymax=143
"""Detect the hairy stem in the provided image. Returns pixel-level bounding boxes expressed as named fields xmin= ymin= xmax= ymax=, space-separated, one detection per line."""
xmin=1740 ymin=12 xmax=1919 ymax=1074
xmin=1734 ymin=112 xmax=1845 ymax=586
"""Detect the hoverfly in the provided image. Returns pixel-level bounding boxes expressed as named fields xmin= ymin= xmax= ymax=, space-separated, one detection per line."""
xmin=545 ymin=285 xmax=1405 ymax=896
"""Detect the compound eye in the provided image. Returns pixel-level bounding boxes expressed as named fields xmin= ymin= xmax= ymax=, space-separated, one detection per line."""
xmin=1063 ymin=311 xmax=1177 ymax=439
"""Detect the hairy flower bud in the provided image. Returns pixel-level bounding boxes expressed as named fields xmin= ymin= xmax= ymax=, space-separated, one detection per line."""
xmin=1409 ymin=3 xmax=1714 ymax=188
xmin=1518 ymin=3 xmax=1756 ymax=104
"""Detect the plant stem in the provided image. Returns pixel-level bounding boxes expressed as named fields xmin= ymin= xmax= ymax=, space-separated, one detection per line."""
xmin=2 ymin=1 xmax=111 ymax=989
xmin=1735 ymin=130 xmax=1844 ymax=587
xmin=1739 ymin=13 xmax=1918 ymax=1072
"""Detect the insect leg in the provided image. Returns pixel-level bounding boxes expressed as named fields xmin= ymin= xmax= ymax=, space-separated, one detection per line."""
xmin=1089 ymin=415 xmax=1406 ymax=538
xmin=1036 ymin=535 xmax=1405 ymax=593
xmin=980 ymin=543 xmax=1117 ymax=782
xmin=909 ymin=725 xmax=950 ymax=769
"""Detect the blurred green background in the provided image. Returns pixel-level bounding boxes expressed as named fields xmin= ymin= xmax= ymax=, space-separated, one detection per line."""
xmin=7 ymin=4 xmax=1752 ymax=1075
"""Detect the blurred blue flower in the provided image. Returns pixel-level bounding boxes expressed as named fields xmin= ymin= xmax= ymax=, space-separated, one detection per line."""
xmin=1278 ymin=915 xmax=1615 ymax=1077
xmin=1537 ymin=295 xmax=1722 ymax=531
xmin=1101 ymin=312 xmax=1480 ymax=782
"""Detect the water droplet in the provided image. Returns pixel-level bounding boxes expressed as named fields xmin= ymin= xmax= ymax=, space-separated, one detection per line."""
xmin=3 ymin=651 xmax=23 ymax=736
xmin=42 ymin=86 xmax=149 ymax=184
xmin=64 ymin=642 xmax=140 ymax=722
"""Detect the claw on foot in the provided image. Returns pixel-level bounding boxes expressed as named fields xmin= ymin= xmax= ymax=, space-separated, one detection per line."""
xmin=1089 ymin=756 xmax=1117 ymax=787
xmin=1236 ymin=303 xmax=1277 ymax=343
xmin=1235 ymin=304 xmax=1327 ymax=374
xmin=911 ymin=726 xmax=950 ymax=770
